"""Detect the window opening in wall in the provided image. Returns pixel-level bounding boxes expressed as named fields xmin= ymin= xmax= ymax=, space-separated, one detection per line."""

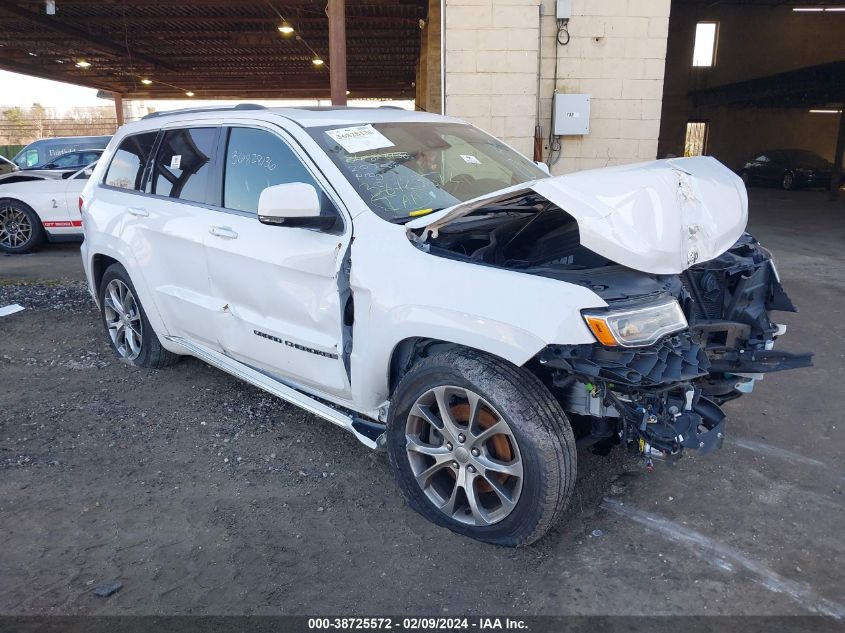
xmin=692 ymin=22 xmax=718 ymax=67
xmin=684 ymin=121 xmax=708 ymax=156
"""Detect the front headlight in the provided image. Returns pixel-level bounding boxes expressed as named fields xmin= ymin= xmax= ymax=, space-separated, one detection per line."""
xmin=582 ymin=299 xmax=688 ymax=347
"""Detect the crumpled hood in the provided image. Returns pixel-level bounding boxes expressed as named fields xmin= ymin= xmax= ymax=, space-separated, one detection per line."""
xmin=407 ymin=156 xmax=748 ymax=275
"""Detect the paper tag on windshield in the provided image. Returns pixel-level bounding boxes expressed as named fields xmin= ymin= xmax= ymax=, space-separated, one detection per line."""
xmin=460 ymin=154 xmax=481 ymax=165
xmin=326 ymin=125 xmax=394 ymax=154
xmin=170 ymin=155 xmax=182 ymax=169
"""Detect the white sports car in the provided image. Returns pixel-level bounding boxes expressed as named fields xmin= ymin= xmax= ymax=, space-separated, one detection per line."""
xmin=0 ymin=163 xmax=93 ymax=253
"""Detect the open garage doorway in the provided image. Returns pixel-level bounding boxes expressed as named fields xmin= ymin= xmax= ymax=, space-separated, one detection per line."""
xmin=658 ymin=0 xmax=845 ymax=199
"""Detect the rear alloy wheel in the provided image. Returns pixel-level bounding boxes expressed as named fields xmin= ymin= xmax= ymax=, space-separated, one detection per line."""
xmin=782 ymin=172 xmax=795 ymax=190
xmin=99 ymin=263 xmax=180 ymax=368
xmin=0 ymin=200 xmax=44 ymax=254
xmin=103 ymin=278 xmax=144 ymax=361
xmin=387 ymin=349 xmax=576 ymax=546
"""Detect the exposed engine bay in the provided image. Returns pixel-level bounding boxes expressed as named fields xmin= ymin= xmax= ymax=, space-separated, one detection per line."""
xmin=412 ymin=193 xmax=812 ymax=467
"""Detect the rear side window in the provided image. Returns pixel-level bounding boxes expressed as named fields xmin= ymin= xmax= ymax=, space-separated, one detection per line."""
xmin=104 ymin=132 xmax=158 ymax=190
xmin=147 ymin=127 xmax=217 ymax=203
xmin=223 ymin=127 xmax=331 ymax=215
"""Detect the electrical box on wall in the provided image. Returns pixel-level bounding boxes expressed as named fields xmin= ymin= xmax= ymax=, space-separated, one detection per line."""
xmin=555 ymin=0 xmax=571 ymax=19
xmin=553 ymin=93 xmax=590 ymax=135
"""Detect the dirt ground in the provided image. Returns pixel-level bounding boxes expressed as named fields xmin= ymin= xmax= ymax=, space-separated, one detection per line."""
xmin=0 ymin=188 xmax=843 ymax=617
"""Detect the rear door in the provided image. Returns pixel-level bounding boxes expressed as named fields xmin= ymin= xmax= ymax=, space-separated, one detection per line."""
xmin=18 ymin=177 xmax=76 ymax=232
xmin=58 ymin=165 xmax=96 ymax=233
xmin=99 ymin=126 xmax=221 ymax=348
xmin=202 ymin=123 xmax=352 ymax=398
xmin=37 ymin=166 xmax=93 ymax=235
xmin=138 ymin=125 xmax=223 ymax=347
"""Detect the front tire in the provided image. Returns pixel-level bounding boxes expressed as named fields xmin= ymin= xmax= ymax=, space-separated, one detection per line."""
xmin=99 ymin=263 xmax=180 ymax=368
xmin=0 ymin=199 xmax=44 ymax=254
xmin=386 ymin=349 xmax=576 ymax=546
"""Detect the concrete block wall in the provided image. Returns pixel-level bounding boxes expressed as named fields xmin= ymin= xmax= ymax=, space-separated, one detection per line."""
xmin=443 ymin=0 xmax=671 ymax=174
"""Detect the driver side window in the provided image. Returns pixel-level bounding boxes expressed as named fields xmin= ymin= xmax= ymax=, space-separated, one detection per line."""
xmin=223 ymin=127 xmax=336 ymax=218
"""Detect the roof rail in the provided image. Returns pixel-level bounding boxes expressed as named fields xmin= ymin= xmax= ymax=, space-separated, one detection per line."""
xmin=142 ymin=103 xmax=267 ymax=120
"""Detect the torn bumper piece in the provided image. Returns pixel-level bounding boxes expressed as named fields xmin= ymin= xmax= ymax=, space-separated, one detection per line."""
xmin=539 ymin=333 xmax=709 ymax=388
xmin=647 ymin=396 xmax=727 ymax=459
xmin=538 ymin=334 xmax=726 ymax=461
xmin=708 ymin=348 xmax=814 ymax=374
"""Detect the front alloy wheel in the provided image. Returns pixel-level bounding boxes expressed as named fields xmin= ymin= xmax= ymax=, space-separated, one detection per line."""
xmin=103 ymin=278 xmax=143 ymax=360
xmin=405 ymin=386 xmax=523 ymax=526
xmin=387 ymin=349 xmax=576 ymax=546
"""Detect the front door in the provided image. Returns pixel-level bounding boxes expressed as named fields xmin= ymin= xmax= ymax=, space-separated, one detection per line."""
xmin=203 ymin=125 xmax=351 ymax=398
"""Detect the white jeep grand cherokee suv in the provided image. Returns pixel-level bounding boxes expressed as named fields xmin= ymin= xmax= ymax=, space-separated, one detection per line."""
xmin=81 ymin=105 xmax=810 ymax=545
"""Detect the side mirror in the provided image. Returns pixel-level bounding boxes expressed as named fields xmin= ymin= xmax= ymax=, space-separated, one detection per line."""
xmin=535 ymin=161 xmax=551 ymax=176
xmin=257 ymin=182 xmax=336 ymax=230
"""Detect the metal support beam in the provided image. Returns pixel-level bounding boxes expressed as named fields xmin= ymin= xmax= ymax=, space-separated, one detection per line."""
xmin=829 ymin=108 xmax=845 ymax=201
xmin=113 ymin=93 xmax=124 ymax=128
xmin=328 ymin=0 xmax=348 ymax=106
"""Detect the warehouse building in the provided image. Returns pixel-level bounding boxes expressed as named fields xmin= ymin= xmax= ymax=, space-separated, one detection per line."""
xmin=0 ymin=0 xmax=842 ymax=193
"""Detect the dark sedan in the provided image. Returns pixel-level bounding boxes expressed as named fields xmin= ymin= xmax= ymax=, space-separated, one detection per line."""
xmin=22 ymin=149 xmax=103 ymax=172
xmin=739 ymin=149 xmax=836 ymax=190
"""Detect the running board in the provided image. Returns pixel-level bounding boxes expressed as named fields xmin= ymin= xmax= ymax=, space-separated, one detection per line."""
xmin=165 ymin=336 xmax=377 ymax=449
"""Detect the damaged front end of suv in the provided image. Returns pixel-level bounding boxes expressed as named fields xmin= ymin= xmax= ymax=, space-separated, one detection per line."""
xmin=408 ymin=156 xmax=812 ymax=467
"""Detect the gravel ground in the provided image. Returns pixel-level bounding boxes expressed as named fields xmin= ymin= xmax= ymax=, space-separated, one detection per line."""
xmin=0 ymin=189 xmax=843 ymax=617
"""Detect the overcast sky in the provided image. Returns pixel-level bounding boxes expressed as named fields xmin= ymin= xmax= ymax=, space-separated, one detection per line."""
xmin=0 ymin=70 xmax=106 ymax=109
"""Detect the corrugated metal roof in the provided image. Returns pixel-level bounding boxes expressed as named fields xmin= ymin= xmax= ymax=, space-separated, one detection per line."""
xmin=0 ymin=0 xmax=428 ymax=99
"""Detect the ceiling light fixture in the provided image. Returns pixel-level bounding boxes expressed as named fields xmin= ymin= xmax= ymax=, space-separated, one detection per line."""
xmin=312 ymin=57 xmax=324 ymax=66
xmin=278 ymin=20 xmax=294 ymax=34
xmin=75 ymin=60 xmax=91 ymax=68
xmin=141 ymin=78 xmax=153 ymax=85
xmin=185 ymin=91 xmax=195 ymax=97
xmin=809 ymin=109 xmax=842 ymax=114
xmin=792 ymin=5 xmax=845 ymax=10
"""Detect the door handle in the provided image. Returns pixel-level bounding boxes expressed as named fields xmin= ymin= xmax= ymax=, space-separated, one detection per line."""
xmin=127 ymin=206 xmax=149 ymax=217
xmin=209 ymin=226 xmax=238 ymax=239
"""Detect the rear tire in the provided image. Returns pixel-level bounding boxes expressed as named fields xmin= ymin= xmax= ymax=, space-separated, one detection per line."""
xmin=0 ymin=199 xmax=44 ymax=254
xmin=386 ymin=348 xmax=576 ymax=546
xmin=782 ymin=172 xmax=795 ymax=190
xmin=99 ymin=263 xmax=180 ymax=368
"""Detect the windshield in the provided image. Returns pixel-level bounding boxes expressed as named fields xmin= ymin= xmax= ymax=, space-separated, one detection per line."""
xmin=308 ymin=121 xmax=548 ymax=222
xmin=13 ymin=147 xmax=42 ymax=169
